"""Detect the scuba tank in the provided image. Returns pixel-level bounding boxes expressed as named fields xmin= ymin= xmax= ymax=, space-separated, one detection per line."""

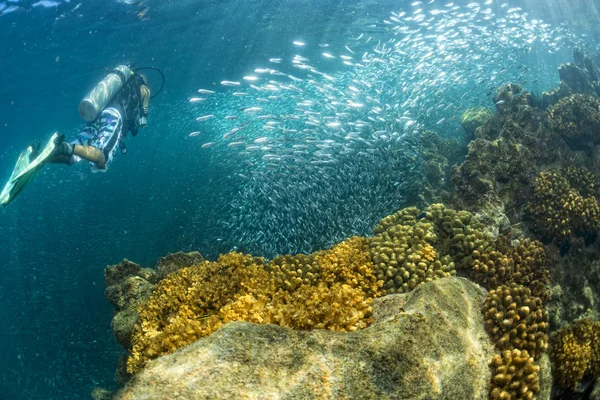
xmin=78 ymin=65 xmax=134 ymax=122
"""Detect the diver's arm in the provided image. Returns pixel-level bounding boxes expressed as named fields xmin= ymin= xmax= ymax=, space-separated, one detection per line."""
xmin=140 ymin=85 xmax=150 ymax=116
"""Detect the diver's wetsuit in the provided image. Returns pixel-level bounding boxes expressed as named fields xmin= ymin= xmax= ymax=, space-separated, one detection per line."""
xmin=70 ymin=74 xmax=147 ymax=172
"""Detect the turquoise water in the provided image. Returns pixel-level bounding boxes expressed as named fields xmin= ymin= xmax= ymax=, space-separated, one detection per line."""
xmin=0 ymin=0 xmax=597 ymax=398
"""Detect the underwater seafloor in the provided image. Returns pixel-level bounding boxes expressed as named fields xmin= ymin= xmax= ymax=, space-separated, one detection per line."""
xmin=2 ymin=0 xmax=600 ymax=399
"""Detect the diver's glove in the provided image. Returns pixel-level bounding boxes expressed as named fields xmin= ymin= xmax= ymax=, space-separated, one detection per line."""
xmin=139 ymin=116 xmax=148 ymax=128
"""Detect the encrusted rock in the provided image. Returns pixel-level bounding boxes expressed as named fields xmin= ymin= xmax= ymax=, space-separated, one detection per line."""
xmin=105 ymin=276 xmax=155 ymax=312
xmin=151 ymin=251 xmax=204 ymax=283
xmin=111 ymin=309 xmax=139 ymax=349
xmin=91 ymin=387 xmax=114 ymax=400
xmin=461 ymin=107 xmax=494 ymax=142
xmin=104 ymin=259 xmax=154 ymax=289
xmin=542 ymin=48 xmax=600 ymax=107
xmin=115 ymin=277 xmax=494 ymax=400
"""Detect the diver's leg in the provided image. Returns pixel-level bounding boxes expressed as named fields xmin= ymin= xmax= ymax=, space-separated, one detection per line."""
xmin=72 ymin=145 xmax=106 ymax=168
xmin=46 ymin=140 xmax=77 ymax=165
xmin=90 ymin=108 xmax=123 ymax=172
xmin=46 ymin=143 xmax=105 ymax=167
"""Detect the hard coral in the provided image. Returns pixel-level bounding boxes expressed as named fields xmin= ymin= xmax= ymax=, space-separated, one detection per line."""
xmin=128 ymin=237 xmax=381 ymax=374
xmin=471 ymin=238 xmax=549 ymax=299
xmin=370 ymin=211 xmax=455 ymax=294
xmin=550 ymin=94 xmax=600 ymax=142
xmin=373 ymin=206 xmax=420 ymax=235
xmin=564 ymin=166 xmax=598 ymax=197
xmin=526 ymin=169 xmax=600 ymax=243
xmin=489 ymin=349 xmax=541 ymax=400
xmin=128 ymin=253 xmax=268 ymax=374
xmin=422 ymin=203 xmax=494 ymax=270
xmin=483 ymin=283 xmax=548 ymax=360
xmin=549 ymin=318 xmax=600 ymax=389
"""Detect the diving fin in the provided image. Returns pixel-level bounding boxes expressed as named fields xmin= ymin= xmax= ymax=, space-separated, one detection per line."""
xmin=0 ymin=133 xmax=59 ymax=206
xmin=11 ymin=133 xmax=59 ymax=183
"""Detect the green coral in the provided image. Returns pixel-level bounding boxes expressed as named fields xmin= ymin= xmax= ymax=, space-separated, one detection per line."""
xmin=373 ymin=206 xmax=420 ymax=234
xmin=550 ymin=94 xmax=600 ymax=141
xmin=370 ymin=216 xmax=455 ymax=294
xmin=421 ymin=203 xmax=495 ymax=270
xmin=471 ymin=238 xmax=549 ymax=299
xmin=526 ymin=168 xmax=600 ymax=243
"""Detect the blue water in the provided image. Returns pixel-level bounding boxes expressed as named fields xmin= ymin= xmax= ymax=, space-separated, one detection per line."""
xmin=0 ymin=0 xmax=598 ymax=398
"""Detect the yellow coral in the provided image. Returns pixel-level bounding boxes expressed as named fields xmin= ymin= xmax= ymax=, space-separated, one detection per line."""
xmin=483 ymin=283 xmax=548 ymax=360
xmin=550 ymin=94 xmax=600 ymax=140
xmin=421 ymin=243 xmax=437 ymax=262
xmin=489 ymin=349 xmax=541 ymax=400
xmin=127 ymin=237 xmax=381 ymax=374
xmin=526 ymin=169 xmax=600 ymax=243
xmin=550 ymin=318 xmax=600 ymax=389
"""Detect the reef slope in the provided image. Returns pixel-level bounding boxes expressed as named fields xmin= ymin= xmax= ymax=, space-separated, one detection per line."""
xmin=115 ymin=277 xmax=493 ymax=400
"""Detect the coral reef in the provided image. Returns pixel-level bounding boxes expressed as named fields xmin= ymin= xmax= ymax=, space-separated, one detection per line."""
xmin=549 ymin=318 xmax=600 ymax=389
xmin=103 ymin=253 xmax=208 ymax=382
xmin=489 ymin=349 xmax=541 ymax=400
xmin=450 ymin=87 xmax=565 ymax=223
xmin=494 ymin=83 xmax=534 ymax=116
xmin=115 ymin=278 xmax=496 ymax=400
xmin=483 ymin=283 xmax=549 ymax=359
xmin=104 ymin=259 xmax=155 ymax=311
xmin=526 ymin=169 xmax=600 ymax=244
xmin=550 ymin=94 xmax=600 ymax=144
xmin=547 ymin=242 xmax=600 ymax=329
xmin=461 ymin=107 xmax=494 ymax=142
xmin=127 ymin=237 xmax=382 ymax=374
xmin=102 ymin=49 xmax=600 ymax=400
xmin=542 ymin=49 xmax=600 ymax=107
xmin=471 ymin=238 xmax=549 ymax=298
xmin=370 ymin=209 xmax=456 ymax=294
xmin=415 ymin=130 xmax=463 ymax=205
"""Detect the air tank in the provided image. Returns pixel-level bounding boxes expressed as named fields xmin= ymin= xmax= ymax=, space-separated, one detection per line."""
xmin=78 ymin=65 xmax=134 ymax=122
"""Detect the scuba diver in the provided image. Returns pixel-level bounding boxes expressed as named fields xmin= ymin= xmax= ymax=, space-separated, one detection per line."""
xmin=50 ymin=66 xmax=150 ymax=170
xmin=0 ymin=65 xmax=160 ymax=206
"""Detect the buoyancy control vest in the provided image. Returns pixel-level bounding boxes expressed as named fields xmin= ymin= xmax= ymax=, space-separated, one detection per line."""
xmin=109 ymin=73 xmax=146 ymax=136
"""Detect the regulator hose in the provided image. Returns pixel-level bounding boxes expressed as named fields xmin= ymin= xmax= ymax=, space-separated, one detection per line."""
xmin=134 ymin=67 xmax=165 ymax=99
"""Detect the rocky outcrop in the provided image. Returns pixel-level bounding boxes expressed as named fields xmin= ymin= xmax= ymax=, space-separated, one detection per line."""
xmin=104 ymin=259 xmax=155 ymax=312
xmin=115 ymin=277 xmax=495 ymax=400
xmin=450 ymin=81 xmax=572 ymax=229
xmin=104 ymin=252 xmax=205 ymax=387
xmin=151 ymin=251 xmax=204 ymax=283
xmin=542 ymin=48 xmax=600 ymax=108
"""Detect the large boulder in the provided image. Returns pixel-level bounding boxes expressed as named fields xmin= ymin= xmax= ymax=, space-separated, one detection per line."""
xmin=115 ymin=277 xmax=495 ymax=400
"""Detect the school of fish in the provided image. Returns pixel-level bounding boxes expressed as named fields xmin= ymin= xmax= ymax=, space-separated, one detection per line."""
xmin=186 ymin=1 xmax=585 ymax=258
